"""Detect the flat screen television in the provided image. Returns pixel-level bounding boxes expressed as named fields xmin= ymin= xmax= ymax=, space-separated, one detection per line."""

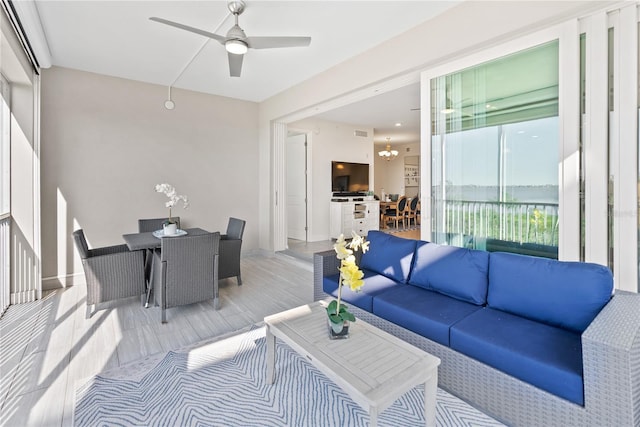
xmin=331 ymin=161 xmax=369 ymax=193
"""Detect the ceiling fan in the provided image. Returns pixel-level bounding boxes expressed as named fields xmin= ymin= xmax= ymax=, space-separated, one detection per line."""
xmin=150 ymin=1 xmax=311 ymax=77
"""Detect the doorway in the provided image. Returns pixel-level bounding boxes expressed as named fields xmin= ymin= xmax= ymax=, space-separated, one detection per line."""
xmin=286 ymin=132 xmax=308 ymax=242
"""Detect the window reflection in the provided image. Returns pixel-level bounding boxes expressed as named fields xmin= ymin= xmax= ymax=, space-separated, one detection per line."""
xmin=431 ymin=41 xmax=560 ymax=258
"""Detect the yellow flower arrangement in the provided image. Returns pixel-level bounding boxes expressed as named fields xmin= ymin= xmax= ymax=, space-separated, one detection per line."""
xmin=327 ymin=231 xmax=370 ymax=328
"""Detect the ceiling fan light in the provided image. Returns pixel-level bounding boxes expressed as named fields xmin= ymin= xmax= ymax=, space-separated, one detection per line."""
xmin=226 ymin=39 xmax=248 ymax=55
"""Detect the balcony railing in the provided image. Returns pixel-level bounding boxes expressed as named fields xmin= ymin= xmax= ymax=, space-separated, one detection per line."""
xmin=1 ymin=213 xmax=9 ymax=316
xmin=432 ymin=199 xmax=559 ymax=258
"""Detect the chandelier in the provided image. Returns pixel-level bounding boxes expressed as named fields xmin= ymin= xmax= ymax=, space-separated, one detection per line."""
xmin=378 ymin=138 xmax=398 ymax=161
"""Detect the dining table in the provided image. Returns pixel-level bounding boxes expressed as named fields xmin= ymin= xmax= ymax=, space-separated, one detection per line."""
xmin=122 ymin=227 xmax=210 ymax=307
xmin=379 ymin=200 xmax=398 ymax=210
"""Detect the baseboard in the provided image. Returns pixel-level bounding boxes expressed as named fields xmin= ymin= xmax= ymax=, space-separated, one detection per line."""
xmin=11 ymin=289 xmax=36 ymax=304
xmin=42 ymin=272 xmax=84 ymax=290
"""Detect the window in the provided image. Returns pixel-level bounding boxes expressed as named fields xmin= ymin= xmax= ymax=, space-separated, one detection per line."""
xmin=430 ymin=41 xmax=560 ymax=258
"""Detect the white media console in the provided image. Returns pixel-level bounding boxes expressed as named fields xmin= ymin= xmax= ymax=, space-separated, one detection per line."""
xmin=329 ymin=197 xmax=380 ymax=239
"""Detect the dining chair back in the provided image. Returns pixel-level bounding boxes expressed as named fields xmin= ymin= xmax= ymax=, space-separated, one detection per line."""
xmin=158 ymin=232 xmax=220 ymax=323
xmin=138 ymin=217 xmax=181 ymax=233
xmin=72 ymin=229 xmax=145 ymax=318
xmin=406 ymin=197 xmax=419 ymax=227
xmin=219 ymin=217 xmax=246 ymax=285
xmin=383 ymin=196 xmax=408 ymax=229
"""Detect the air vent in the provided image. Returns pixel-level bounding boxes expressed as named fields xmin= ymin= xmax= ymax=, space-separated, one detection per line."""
xmin=354 ymin=130 xmax=368 ymax=138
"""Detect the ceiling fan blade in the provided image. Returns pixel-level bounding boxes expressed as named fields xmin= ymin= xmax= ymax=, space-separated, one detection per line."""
xmin=228 ymin=52 xmax=244 ymax=77
xmin=246 ymin=36 xmax=311 ymax=49
xmin=149 ymin=17 xmax=226 ymax=44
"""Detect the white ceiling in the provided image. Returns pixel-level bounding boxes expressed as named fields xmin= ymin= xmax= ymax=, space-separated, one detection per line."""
xmin=316 ymin=82 xmax=421 ymax=145
xmin=22 ymin=1 xmax=463 ymax=147
xmin=33 ymin=1 xmax=457 ymax=103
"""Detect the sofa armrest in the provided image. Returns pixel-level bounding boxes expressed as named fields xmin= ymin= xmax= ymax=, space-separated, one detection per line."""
xmin=582 ymin=290 xmax=640 ymax=425
xmin=313 ymin=250 xmax=339 ymax=301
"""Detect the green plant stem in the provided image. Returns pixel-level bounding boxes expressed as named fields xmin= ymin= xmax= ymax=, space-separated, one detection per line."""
xmin=336 ymin=272 xmax=343 ymax=317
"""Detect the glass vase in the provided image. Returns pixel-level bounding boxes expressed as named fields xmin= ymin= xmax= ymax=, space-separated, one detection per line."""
xmin=328 ymin=319 xmax=350 ymax=340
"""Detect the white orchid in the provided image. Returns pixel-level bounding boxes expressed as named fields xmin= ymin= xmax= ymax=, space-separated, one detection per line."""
xmin=155 ymin=183 xmax=189 ymax=223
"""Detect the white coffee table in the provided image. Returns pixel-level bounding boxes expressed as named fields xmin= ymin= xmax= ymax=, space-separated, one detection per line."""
xmin=264 ymin=302 xmax=441 ymax=427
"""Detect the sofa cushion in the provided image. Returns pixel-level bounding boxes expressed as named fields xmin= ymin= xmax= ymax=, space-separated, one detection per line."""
xmin=373 ymin=285 xmax=483 ymax=346
xmin=408 ymin=241 xmax=489 ymax=305
xmin=488 ymin=252 xmax=613 ymax=333
xmin=323 ymin=269 xmax=401 ymax=312
xmin=450 ymin=307 xmax=584 ymax=405
xmin=360 ymin=231 xmax=417 ymax=283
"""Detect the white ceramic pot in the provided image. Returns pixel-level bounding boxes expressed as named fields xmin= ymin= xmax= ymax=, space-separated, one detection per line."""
xmin=163 ymin=223 xmax=178 ymax=236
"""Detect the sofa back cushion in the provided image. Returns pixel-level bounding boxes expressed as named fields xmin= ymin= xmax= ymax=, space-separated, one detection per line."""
xmin=408 ymin=241 xmax=489 ymax=305
xmin=360 ymin=231 xmax=417 ymax=283
xmin=488 ymin=252 xmax=613 ymax=333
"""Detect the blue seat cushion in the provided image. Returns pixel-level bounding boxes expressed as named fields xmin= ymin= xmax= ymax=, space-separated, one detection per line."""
xmin=488 ymin=252 xmax=613 ymax=333
xmin=373 ymin=285 xmax=483 ymax=346
xmin=323 ymin=269 xmax=401 ymax=312
xmin=360 ymin=230 xmax=417 ymax=283
xmin=408 ymin=241 xmax=489 ymax=305
xmin=450 ymin=307 xmax=584 ymax=405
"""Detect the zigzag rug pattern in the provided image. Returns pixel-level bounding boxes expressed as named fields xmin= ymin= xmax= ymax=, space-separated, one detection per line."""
xmin=74 ymin=326 xmax=504 ymax=426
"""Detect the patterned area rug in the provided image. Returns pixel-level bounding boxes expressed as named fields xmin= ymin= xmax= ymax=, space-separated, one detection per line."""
xmin=74 ymin=326 xmax=504 ymax=426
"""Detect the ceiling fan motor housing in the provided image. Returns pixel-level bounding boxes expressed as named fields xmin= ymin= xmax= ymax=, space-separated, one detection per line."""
xmin=226 ymin=24 xmax=247 ymax=41
xmin=228 ymin=1 xmax=246 ymax=15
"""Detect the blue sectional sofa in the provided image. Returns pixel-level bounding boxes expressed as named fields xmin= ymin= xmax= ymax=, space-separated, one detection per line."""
xmin=314 ymin=231 xmax=640 ymax=427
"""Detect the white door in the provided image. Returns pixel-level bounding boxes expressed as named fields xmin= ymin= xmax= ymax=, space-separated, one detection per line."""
xmin=287 ymin=133 xmax=307 ymax=241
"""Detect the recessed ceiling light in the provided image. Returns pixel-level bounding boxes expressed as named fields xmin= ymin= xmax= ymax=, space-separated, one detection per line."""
xmin=395 ymin=122 xmax=402 ymax=127
xmin=517 ymin=130 xmax=525 ymax=134
xmin=532 ymin=135 xmax=539 ymax=138
xmin=486 ymin=104 xmax=491 ymax=109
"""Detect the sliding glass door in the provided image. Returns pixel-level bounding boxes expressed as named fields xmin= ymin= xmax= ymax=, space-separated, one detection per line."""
xmin=429 ymin=41 xmax=560 ymax=258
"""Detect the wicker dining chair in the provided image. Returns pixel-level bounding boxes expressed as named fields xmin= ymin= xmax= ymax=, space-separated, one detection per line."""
xmin=156 ymin=232 xmax=220 ymax=323
xmin=138 ymin=217 xmax=182 ymax=281
xmin=219 ymin=217 xmax=246 ymax=286
xmin=138 ymin=217 xmax=181 ymax=233
xmin=72 ymin=229 xmax=145 ymax=319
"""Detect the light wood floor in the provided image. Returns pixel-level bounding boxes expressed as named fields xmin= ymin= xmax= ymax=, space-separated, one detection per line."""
xmin=0 ymin=253 xmax=313 ymax=427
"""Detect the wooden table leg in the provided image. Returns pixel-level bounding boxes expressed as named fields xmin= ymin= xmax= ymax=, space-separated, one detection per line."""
xmin=424 ymin=370 xmax=438 ymax=427
xmin=266 ymin=326 xmax=276 ymax=384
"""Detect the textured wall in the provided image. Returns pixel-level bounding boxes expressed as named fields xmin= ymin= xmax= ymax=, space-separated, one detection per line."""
xmin=40 ymin=66 xmax=259 ymax=287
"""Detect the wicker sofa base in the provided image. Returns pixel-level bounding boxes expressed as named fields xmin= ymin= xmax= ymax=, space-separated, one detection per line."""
xmin=313 ymin=250 xmax=640 ymax=427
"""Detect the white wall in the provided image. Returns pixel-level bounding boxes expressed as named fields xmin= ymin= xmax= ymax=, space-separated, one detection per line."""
xmin=257 ymin=0 xmax=609 ymax=250
xmin=289 ymin=118 xmax=374 ymax=241
xmin=2 ymin=6 xmax=40 ymax=304
xmin=374 ymin=142 xmax=420 ymax=198
xmin=40 ymin=67 xmax=259 ymax=287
